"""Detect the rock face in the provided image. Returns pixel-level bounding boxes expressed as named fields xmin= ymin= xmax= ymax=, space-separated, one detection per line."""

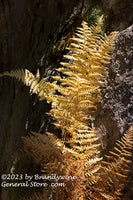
xmin=105 ymin=25 xmax=133 ymax=134
xmin=107 ymin=25 xmax=133 ymax=200
xmin=95 ymin=25 xmax=133 ymax=200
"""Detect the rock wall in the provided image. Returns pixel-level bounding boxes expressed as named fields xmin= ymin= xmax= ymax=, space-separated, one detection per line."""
xmin=95 ymin=25 xmax=133 ymax=200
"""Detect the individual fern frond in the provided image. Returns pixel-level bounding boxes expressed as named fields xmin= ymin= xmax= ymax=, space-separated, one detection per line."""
xmin=0 ymin=69 xmax=57 ymax=105
xmin=49 ymin=19 xmax=118 ymax=141
xmin=91 ymin=125 xmax=133 ymax=200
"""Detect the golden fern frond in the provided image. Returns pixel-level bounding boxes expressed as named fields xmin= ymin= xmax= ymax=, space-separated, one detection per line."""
xmin=49 ymin=19 xmax=118 ymax=141
xmin=0 ymin=69 xmax=58 ymax=106
xmin=23 ymin=18 xmax=116 ymax=193
xmin=91 ymin=125 xmax=133 ymax=200
xmin=0 ymin=68 xmax=40 ymax=90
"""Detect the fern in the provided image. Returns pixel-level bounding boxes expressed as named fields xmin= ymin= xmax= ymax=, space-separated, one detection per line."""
xmin=22 ymin=130 xmax=102 ymax=199
xmin=0 ymin=69 xmax=57 ymax=105
xmin=0 ymin=18 xmax=132 ymax=200
xmin=90 ymin=126 xmax=133 ymax=200
xmin=21 ymin=126 xmax=133 ymax=200
xmin=49 ymin=18 xmax=117 ymax=142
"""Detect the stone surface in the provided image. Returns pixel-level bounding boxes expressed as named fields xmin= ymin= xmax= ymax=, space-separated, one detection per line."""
xmin=95 ymin=24 xmax=133 ymax=200
xmin=104 ymin=25 xmax=133 ymax=133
